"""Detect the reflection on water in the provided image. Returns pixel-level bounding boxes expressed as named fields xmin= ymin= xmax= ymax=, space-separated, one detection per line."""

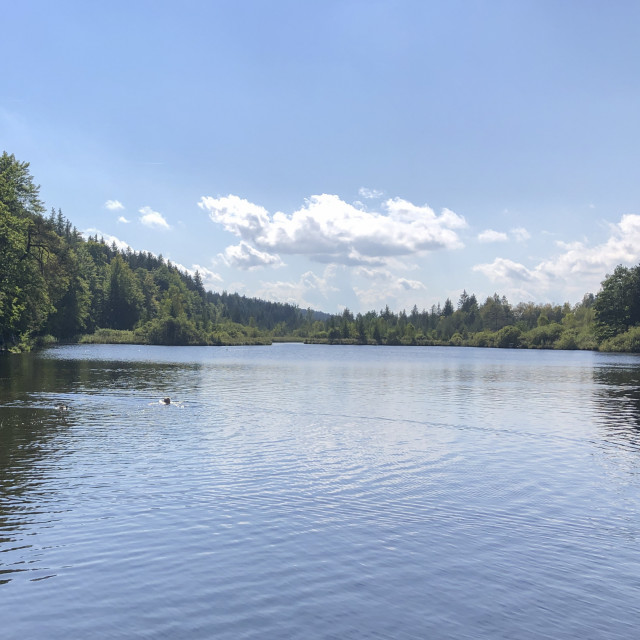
xmin=593 ymin=357 xmax=640 ymax=448
xmin=1 ymin=345 xmax=640 ymax=639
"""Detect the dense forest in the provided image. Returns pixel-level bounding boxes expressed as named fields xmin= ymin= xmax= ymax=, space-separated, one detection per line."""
xmin=2 ymin=151 xmax=640 ymax=352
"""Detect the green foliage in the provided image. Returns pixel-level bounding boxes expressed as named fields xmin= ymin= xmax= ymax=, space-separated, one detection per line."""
xmin=594 ymin=265 xmax=640 ymax=340
xmin=79 ymin=329 xmax=139 ymax=344
xmin=103 ymin=255 xmax=144 ymax=329
xmin=495 ymin=325 xmax=522 ymax=348
xmin=0 ymin=152 xmax=44 ymax=218
xmin=521 ymin=323 xmax=563 ymax=348
xmin=599 ymin=326 xmax=640 ymax=352
xmin=141 ymin=316 xmax=200 ymax=345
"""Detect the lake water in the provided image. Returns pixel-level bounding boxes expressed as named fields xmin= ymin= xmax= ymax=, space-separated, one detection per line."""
xmin=1 ymin=344 xmax=640 ymax=639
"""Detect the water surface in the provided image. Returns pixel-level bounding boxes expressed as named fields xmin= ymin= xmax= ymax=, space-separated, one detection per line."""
xmin=1 ymin=344 xmax=640 ymax=638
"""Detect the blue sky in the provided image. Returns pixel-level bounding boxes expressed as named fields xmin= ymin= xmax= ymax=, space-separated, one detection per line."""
xmin=3 ymin=0 xmax=640 ymax=313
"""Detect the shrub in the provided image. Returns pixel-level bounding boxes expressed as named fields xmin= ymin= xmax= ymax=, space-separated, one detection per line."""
xmin=495 ymin=325 xmax=522 ymax=348
xmin=522 ymin=323 xmax=563 ymax=348
xmin=599 ymin=326 xmax=640 ymax=352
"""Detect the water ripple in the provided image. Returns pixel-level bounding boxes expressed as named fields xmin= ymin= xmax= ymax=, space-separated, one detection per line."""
xmin=1 ymin=345 xmax=640 ymax=639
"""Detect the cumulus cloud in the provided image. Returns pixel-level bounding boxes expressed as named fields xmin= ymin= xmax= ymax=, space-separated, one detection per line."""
xmin=105 ymin=199 xmax=124 ymax=211
xmin=221 ymin=241 xmax=284 ymax=270
xmin=139 ymin=206 xmax=170 ymax=229
xmin=473 ymin=214 xmax=640 ymax=298
xmin=117 ymin=216 xmax=130 ymax=224
xmin=358 ymin=187 xmax=384 ymax=199
xmin=199 ymin=193 xmax=466 ymax=267
xmin=478 ymin=229 xmax=508 ymax=243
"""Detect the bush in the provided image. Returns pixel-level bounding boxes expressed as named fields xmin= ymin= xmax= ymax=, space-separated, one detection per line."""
xmin=599 ymin=326 xmax=640 ymax=352
xmin=522 ymin=323 xmax=563 ymax=348
xmin=554 ymin=329 xmax=578 ymax=350
xmin=469 ymin=331 xmax=494 ymax=347
xmin=79 ymin=328 xmax=140 ymax=344
xmin=495 ymin=325 xmax=522 ymax=348
xmin=144 ymin=316 xmax=199 ymax=345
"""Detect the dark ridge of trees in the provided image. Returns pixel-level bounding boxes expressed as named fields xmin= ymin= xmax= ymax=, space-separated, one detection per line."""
xmin=1 ymin=151 xmax=638 ymax=352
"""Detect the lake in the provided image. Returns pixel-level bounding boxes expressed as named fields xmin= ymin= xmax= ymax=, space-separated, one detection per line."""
xmin=1 ymin=343 xmax=640 ymax=639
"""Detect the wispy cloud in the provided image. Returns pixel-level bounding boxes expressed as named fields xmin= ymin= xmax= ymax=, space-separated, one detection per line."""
xmin=478 ymin=229 xmax=508 ymax=243
xmin=105 ymin=199 xmax=124 ymax=211
xmin=477 ymin=227 xmax=530 ymax=243
xmin=139 ymin=206 xmax=170 ymax=229
xmin=510 ymin=227 xmax=530 ymax=242
xmin=358 ymin=187 xmax=384 ymax=200
xmin=117 ymin=216 xmax=130 ymax=224
xmin=199 ymin=193 xmax=466 ymax=268
xmin=256 ymin=267 xmax=338 ymax=308
xmin=473 ymin=214 xmax=640 ymax=298
xmin=353 ymin=266 xmax=426 ymax=310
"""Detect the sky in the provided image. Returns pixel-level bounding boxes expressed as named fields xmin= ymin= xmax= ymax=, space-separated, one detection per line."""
xmin=3 ymin=0 xmax=640 ymax=314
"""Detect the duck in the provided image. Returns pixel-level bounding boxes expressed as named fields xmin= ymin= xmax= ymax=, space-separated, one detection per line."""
xmin=162 ymin=397 xmax=171 ymax=405
xmin=55 ymin=403 xmax=69 ymax=411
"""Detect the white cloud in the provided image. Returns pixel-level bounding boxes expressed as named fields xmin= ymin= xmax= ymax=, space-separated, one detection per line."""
xmin=220 ymin=241 xmax=284 ymax=270
xmin=473 ymin=257 xmax=536 ymax=282
xmin=473 ymin=214 xmax=640 ymax=299
xmin=199 ymin=193 xmax=466 ymax=267
xmin=398 ymin=277 xmax=426 ymax=291
xmin=105 ymin=199 xmax=124 ymax=211
xmin=139 ymin=206 xmax=170 ymax=229
xmin=117 ymin=216 xmax=130 ymax=224
xmin=478 ymin=229 xmax=508 ymax=243
xmin=358 ymin=187 xmax=384 ymax=199
xmin=510 ymin=227 xmax=530 ymax=242
xmin=477 ymin=227 xmax=530 ymax=243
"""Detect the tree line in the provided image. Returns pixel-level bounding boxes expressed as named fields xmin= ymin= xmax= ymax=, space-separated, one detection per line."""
xmin=299 ymin=292 xmax=598 ymax=349
xmin=300 ymin=271 xmax=640 ymax=352
xmin=1 ymin=151 xmax=639 ymax=351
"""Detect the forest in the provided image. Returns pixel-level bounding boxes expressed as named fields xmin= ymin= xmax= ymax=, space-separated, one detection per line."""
xmin=2 ymin=151 xmax=640 ymax=352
